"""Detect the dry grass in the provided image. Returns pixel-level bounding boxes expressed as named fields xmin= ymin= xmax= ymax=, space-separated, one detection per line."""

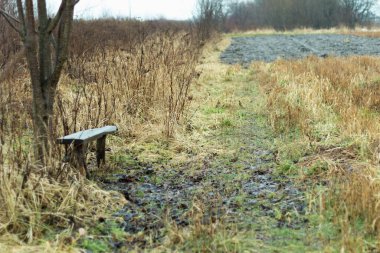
xmin=342 ymin=28 xmax=380 ymax=38
xmin=256 ymin=55 xmax=380 ymax=157
xmin=61 ymin=31 xmax=199 ymax=138
xmin=0 ymin=76 xmax=127 ymax=245
xmin=229 ymin=27 xmax=380 ymax=38
xmin=0 ymin=19 xmax=202 ymax=251
xmin=254 ymin=50 xmax=380 ymax=250
xmin=4 ymin=21 xmax=380 ymax=251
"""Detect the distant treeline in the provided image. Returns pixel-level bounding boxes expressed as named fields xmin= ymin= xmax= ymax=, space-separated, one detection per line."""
xmin=226 ymin=0 xmax=376 ymax=30
xmin=195 ymin=0 xmax=377 ymax=33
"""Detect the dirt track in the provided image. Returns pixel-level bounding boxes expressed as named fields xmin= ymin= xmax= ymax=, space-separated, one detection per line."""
xmin=221 ymin=34 xmax=380 ymax=65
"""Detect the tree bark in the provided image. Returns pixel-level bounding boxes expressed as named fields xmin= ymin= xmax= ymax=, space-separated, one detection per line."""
xmin=1 ymin=0 xmax=78 ymax=163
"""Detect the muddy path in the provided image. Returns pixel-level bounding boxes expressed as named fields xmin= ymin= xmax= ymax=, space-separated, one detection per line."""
xmin=102 ymin=114 xmax=313 ymax=251
xmin=221 ymin=34 xmax=380 ymax=65
xmin=91 ymin=39 xmax=322 ymax=252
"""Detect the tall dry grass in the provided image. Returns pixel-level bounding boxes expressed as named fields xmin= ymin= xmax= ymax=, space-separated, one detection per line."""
xmin=60 ymin=19 xmax=201 ymax=137
xmin=0 ymin=73 xmax=127 ymax=244
xmin=62 ymin=30 xmax=199 ymax=138
xmin=0 ymin=19 xmax=202 ymax=246
xmin=255 ymin=55 xmax=380 ymax=249
xmin=257 ymin=56 xmax=380 ymax=156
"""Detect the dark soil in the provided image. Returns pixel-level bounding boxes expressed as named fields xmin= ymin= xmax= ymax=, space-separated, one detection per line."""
xmin=221 ymin=34 xmax=380 ymax=65
xmin=101 ymin=113 xmax=311 ymax=250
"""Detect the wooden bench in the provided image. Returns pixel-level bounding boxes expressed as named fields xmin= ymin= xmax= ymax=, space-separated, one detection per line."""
xmin=57 ymin=125 xmax=118 ymax=177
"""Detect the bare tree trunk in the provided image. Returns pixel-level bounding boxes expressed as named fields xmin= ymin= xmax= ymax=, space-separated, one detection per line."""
xmin=1 ymin=0 xmax=78 ymax=163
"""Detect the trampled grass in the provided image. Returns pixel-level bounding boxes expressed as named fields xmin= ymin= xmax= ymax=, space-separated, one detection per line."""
xmin=95 ymin=37 xmax=323 ymax=252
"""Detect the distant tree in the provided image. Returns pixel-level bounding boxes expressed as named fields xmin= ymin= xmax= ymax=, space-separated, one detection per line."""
xmin=340 ymin=0 xmax=376 ymax=27
xmin=0 ymin=0 xmax=79 ymax=162
xmin=305 ymin=0 xmax=341 ymax=28
xmin=225 ymin=0 xmax=376 ymax=30
xmin=194 ymin=0 xmax=226 ymax=41
xmin=226 ymin=1 xmax=257 ymax=30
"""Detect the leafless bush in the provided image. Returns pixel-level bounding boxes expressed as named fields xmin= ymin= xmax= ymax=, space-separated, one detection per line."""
xmin=0 ymin=0 xmax=21 ymax=81
xmin=63 ymin=20 xmax=200 ymax=137
xmin=0 ymin=18 xmax=202 ymax=243
xmin=194 ymin=0 xmax=226 ymax=42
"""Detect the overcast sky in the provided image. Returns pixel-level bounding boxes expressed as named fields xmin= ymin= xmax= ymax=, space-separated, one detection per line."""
xmin=47 ymin=0 xmax=380 ymax=20
xmin=375 ymin=1 xmax=380 ymax=15
xmin=47 ymin=0 xmax=197 ymax=20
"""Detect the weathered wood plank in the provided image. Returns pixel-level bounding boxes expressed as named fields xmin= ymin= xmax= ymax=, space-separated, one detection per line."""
xmin=96 ymin=135 xmax=106 ymax=167
xmin=58 ymin=125 xmax=117 ymax=176
xmin=72 ymin=143 xmax=89 ymax=177
xmin=57 ymin=125 xmax=117 ymax=145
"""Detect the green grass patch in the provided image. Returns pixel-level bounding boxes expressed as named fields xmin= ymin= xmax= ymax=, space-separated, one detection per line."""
xmin=78 ymin=221 xmax=128 ymax=253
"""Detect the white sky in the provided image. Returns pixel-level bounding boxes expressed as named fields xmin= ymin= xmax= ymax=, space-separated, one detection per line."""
xmin=376 ymin=1 xmax=380 ymax=15
xmin=47 ymin=0 xmax=198 ymax=20
xmin=47 ymin=0 xmax=380 ymax=20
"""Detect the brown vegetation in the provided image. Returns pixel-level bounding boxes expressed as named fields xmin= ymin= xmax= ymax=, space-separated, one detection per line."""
xmin=255 ymin=54 xmax=380 ymax=250
xmin=194 ymin=0 xmax=226 ymax=41
xmin=0 ymin=0 xmax=80 ymax=162
xmin=63 ymin=19 xmax=200 ymax=138
xmin=0 ymin=0 xmax=21 ymax=82
xmin=2 ymin=0 xmax=380 ymax=249
xmin=0 ymin=17 xmax=202 ymax=246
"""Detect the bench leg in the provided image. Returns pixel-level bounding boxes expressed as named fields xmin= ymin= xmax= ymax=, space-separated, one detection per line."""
xmin=96 ymin=135 xmax=106 ymax=167
xmin=73 ymin=143 xmax=89 ymax=178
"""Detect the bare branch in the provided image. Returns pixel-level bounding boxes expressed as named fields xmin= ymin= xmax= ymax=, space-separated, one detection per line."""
xmin=49 ymin=0 xmax=75 ymax=88
xmin=25 ymin=0 xmax=36 ymax=34
xmin=47 ymin=0 xmax=79 ymax=34
xmin=47 ymin=0 xmax=66 ymax=33
xmin=37 ymin=0 xmax=49 ymax=25
xmin=0 ymin=8 xmax=21 ymax=24
xmin=50 ymin=33 xmax=58 ymax=50
xmin=1 ymin=0 xmax=78 ymax=160
xmin=0 ymin=9 xmax=22 ymax=34
xmin=16 ymin=0 xmax=26 ymax=31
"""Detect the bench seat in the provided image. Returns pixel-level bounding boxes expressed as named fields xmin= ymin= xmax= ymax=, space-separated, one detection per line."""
xmin=58 ymin=125 xmax=118 ymax=177
xmin=58 ymin=125 xmax=117 ymax=145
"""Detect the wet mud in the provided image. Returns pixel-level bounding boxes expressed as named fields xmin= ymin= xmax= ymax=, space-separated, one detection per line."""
xmin=221 ymin=34 xmax=380 ymax=65
xmin=101 ymin=115 xmax=308 ymax=249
